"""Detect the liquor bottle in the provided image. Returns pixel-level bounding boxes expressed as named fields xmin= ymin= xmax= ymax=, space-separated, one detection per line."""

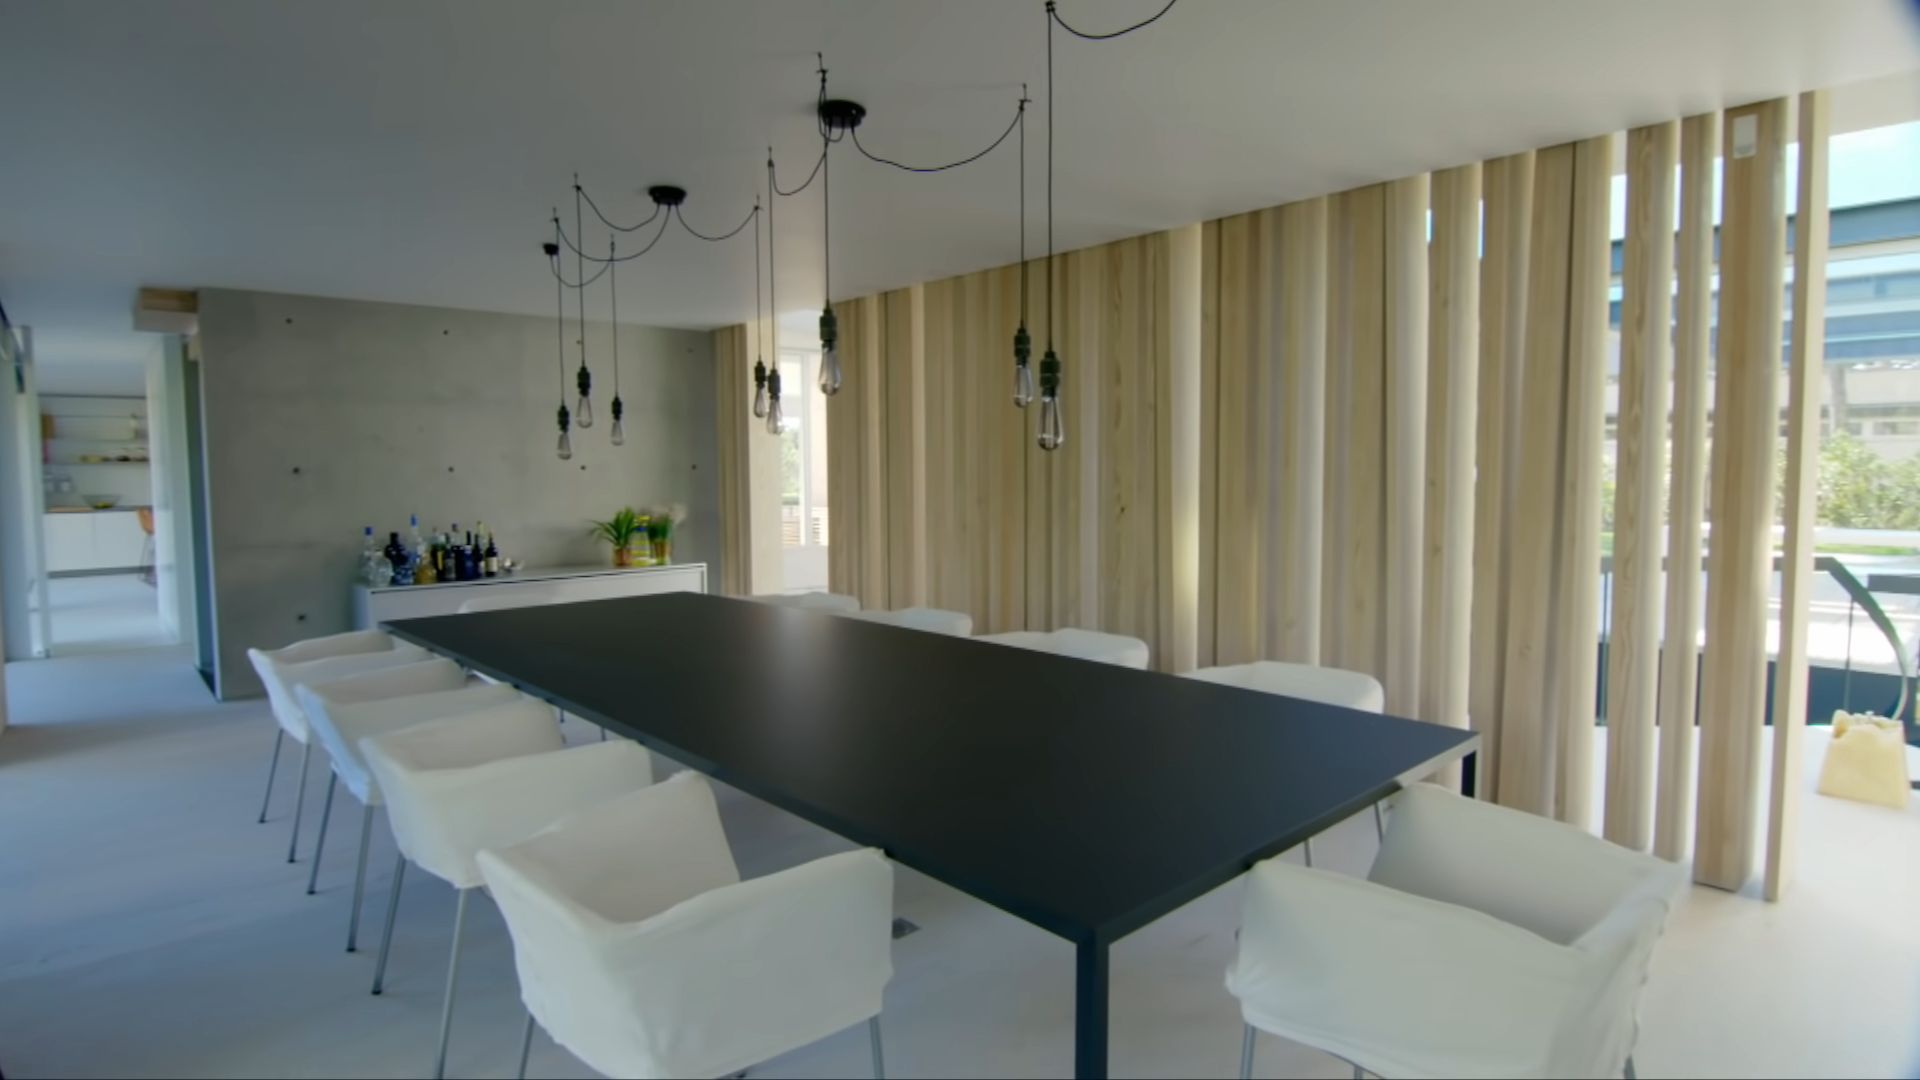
xmin=409 ymin=515 xmax=426 ymax=562
xmin=359 ymin=526 xmax=387 ymax=586
xmin=483 ymin=526 xmax=499 ymax=577
xmin=383 ymin=531 xmax=407 ymax=585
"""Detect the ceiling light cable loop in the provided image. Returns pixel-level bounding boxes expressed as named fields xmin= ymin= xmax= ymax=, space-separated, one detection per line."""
xmin=675 ymin=202 xmax=759 ymax=243
xmin=1047 ymin=0 xmax=1178 ymax=40
xmin=580 ymin=184 xmax=664 ymax=233
xmin=553 ymin=208 xmax=673 ymax=268
xmin=849 ymin=92 xmax=1027 ymax=173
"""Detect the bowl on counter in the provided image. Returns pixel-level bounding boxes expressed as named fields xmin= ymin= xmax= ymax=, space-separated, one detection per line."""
xmin=82 ymin=494 xmax=121 ymax=510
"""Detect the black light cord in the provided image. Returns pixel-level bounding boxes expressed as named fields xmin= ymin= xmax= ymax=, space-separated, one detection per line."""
xmin=772 ymin=150 xmax=827 ymax=197
xmin=675 ymin=202 xmax=758 ymax=242
xmin=850 ymin=94 xmax=1026 ymax=173
xmin=553 ymin=222 xmax=566 ymax=405
xmin=823 ymin=124 xmax=831 ymax=304
xmin=1019 ymin=86 xmax=1028 ymax=325
xmin=575 ymin=182 xmax=589 ymax=377
xmin=609 ymin=237 xmax=620 ymax=399
xmin=581 ymin=185 xmax=663 ymax=233
xmin=767 ymin=151 xmax=777 ymax=352
xmin=754 ymin=194 xmax=763 ymax=364
xmin=1049 ymin=0 xmax=1178 ymax=40
xmin=555 ymin=206 xmax=672 ymax=265
xmin=1046 ymin=3 xmax=1055 ymax=347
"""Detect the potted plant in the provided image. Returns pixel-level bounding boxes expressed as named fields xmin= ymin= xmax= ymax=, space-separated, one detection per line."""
xmin=647 ymin=504 xmax=686 ymax=565
xmin=588 ymin=507 xmax=645 ymax=567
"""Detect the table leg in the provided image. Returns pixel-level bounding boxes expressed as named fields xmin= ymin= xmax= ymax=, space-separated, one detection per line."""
xmin=1075 ymin=940 xmax=1109 ymax=1079
xmin=1461 ymin=749 xmax=1478 ymax=799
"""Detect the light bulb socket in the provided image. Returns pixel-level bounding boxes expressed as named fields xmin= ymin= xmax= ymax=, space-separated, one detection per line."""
xmin=610 ymin=395 xmax=624 ymax=423
xmin=753 ymin=358 xmax=768 ymax=390
xmin=575 ymin=365 xmax=592 ymax=398
xmin=557 ymin=402 xmax=571 ymax=433
xmin=819 ymin=305 xmax=838 ymax=353
xmin=1039 ymin=348 xmax=1061 ymax=396
xmin=767 ymin=365 xmax=783 ymax=400
xmin=1014 ymin=324 xmax=1031 ymax=367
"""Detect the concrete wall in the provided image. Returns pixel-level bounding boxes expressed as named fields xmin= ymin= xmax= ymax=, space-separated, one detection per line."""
xmin=197 ymin=289 xmax=718 ymax=699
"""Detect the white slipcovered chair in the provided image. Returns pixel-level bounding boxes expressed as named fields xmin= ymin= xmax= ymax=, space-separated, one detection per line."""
xmin=479 ymin=772 xmax=895 ymax=1080
xmin=293 ymin=663 xmax=521 ymax=949
xmin=1228 ymin=783 xmax=1686 ymax=1080
xmin=753 ymin=591 xmax=862 ymax=613
xmin=1185 ymin=660 xmax=1388 ymax=860
xmin=360 ymin=704 xmax=655 ymax=1079
xmin=976 ymin=627 xmax=1150 ymax=670
xmin=246 ymin=629 xmax=429 ymax=861
xmin=841 ymin=606 xmax=974 ymax=636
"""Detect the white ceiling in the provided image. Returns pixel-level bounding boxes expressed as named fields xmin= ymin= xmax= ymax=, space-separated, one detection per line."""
xmin=3 ymin=0 xmax=1918 ymax=371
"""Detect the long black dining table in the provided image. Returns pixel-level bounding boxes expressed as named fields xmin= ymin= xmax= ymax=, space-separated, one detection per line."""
xmin=384 ymin=591 xmax=1478 ymax=1079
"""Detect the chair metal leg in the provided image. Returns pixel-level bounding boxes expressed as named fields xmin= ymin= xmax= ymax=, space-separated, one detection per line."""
xmin=371 ymin=855 xmax=406 ymax=995
xmin=1239 ymin=1023 xmax=1255 ymax=1080
xmin=346 ymin=803 xmax=375 ymax=951
xmin=1624 ymin=1056 xmax=1637 ymax=1080
xmin=1302 ymin=837 xmax=1314 ymax=867
xmin=1353 ymin=1067 xmax=1364 ymax=1080
xmin=1372 ymin=801 xmax=1385 ymax=841
xmin=517 ymin=1009 xmax=536 ymax=1080
xmin=257 ymin=729 xmax=284 ymax=823
xmin=286 ymin=739 xmax=313 ymax=863
xmin=864 ymin=1014 xmax=885 ymax=1079
xmin=432 ymin=888 xmax=472 ymax=1079
xmin=305 ymin=773 xmax=337 ymax=894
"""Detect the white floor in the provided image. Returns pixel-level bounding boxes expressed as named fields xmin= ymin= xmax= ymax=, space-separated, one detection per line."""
xmin=42 ymin=573 xmax=169 ymax=654
xmin=1 ymin=646 xmax=1917 ymax=1078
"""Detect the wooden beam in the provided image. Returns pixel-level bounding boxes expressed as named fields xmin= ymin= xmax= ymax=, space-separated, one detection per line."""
xmin=1159 ymin=224 xmax=1203 ymax=673
xmin=884 ymin=286 xmax=927 ymax=608
xmin=1695 ymin=98 xmax=1789 ymax=892
xmin=1470 ymin=151 xmax=1533 ymax=803
xmin=1324 ymin=185 xmax=1387 ymax=680
xmin=1655 ymin=111 xmax=1720 ymax=862
xmin=1384 ymin=175 xmax=1430 ymax=717
xmin=1605 ymin=121 xmax=1679 ymax=850
xmin=1274 ymin=197 xmax=1328 ymax=665
xmin=1766 ymin=90 xmax=1829 ymax=901
xmin=1421 ymin=164 xmax=1481 ymax=766
xmin=1498 ymin=144 xmax=1574 ymax=816
xmin=1553 ymin=133 xmax=1615 ymax=829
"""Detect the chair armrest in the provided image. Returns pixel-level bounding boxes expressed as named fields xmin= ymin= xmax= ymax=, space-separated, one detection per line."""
xmin=381 ymin=739 xmax=654 ymax=888
xmin=1371 ymin=784 xmax=1673 ymax=944
xmin=590 ymin=848 xmax=893 ymax=1078
xmin=1229 ymin=858 xmax=1577 ymax=1077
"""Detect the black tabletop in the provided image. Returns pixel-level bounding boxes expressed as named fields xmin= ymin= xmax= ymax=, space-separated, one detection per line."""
xmin=385 ymin=591 xmax=1476 ymax=945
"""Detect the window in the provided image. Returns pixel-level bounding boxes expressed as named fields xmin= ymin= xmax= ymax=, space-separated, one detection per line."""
xmin=778 ymin=349 xmax=830 ymax=548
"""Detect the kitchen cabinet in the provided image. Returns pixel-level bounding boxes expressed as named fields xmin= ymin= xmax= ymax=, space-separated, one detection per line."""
xmin=43 ymin=510 xmax=148 ymax=574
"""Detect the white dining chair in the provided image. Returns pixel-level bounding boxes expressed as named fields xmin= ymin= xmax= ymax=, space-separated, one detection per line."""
xmin=1185 ymin=660 xmax=1388 ymax=862
xmin=841 ymin=606 xmax=974 ymax=636
xmin=294 ymin=665 xmax=522 ymax=949
xmin=976 ymin=627 xmax=1151 ymax=669
xmin=753 ymin=591 xmax=862 ymax=613
xmin=479 ymin=772 xmax=895 ymax=1080
xmin=1228 ymin=783 xmax=1686 ymax=1080
xmin=247 ymin=629 xmax=430 ymax=862
xmin=360 ymin=704 xmax=655 ymax=1079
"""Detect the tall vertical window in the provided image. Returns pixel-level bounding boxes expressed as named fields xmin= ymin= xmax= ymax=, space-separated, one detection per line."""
xmin=779 ymin=349 xmax=830 ymax=549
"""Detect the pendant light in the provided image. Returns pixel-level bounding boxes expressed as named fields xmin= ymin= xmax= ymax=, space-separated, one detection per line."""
xmin=752 ymin=191 xmax=769 ymax=419
xmin=571 ymin=178 xmax=595 ymax=429
xmin=816 ymin=91 xmax=865 ymax=398
xmin=1038 ymin=9 xmax=1064 ymax=450
xmin=546 ymin=233 xmax=572 ymax=461
xmin=752 ymin=149 xmax=775 ymax=432
xmin=607 ymin=236 xmax=626 ymax=446
xmin=1013 ymin=87 xmax=1034 ymax=408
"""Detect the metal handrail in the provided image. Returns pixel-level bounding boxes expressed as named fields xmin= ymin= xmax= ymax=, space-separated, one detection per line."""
xmin=1598 ymin=553 xmax=1915 ymax=728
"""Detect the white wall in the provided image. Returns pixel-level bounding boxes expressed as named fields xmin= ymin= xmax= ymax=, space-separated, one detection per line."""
xmin=196 ymin=289 xmax=719 ymax=699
